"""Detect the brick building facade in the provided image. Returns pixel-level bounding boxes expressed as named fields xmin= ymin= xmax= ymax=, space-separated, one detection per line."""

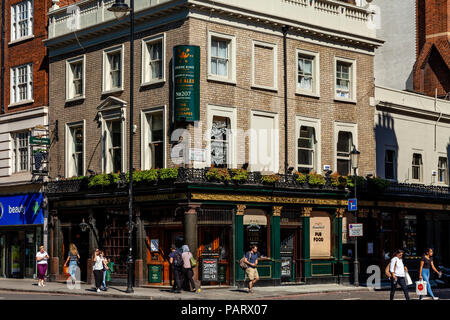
xmin=44 ymin=0 xmax=386 ymax=287
xmin=413 ymin=0 xmax=450 ymax=98
xmin=0 ymin=0 xmax=50 ymax=279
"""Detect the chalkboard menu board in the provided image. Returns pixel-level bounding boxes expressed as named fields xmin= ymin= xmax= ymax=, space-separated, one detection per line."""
xmin=201 ymin=258 xmax=218 ymax=282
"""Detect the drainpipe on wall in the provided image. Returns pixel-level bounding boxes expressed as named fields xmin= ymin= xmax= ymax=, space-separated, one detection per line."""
xmin=1 ymin=0 xmax=5 ymax=114
xmin=282 ymin=25 xmax=289 ymax=174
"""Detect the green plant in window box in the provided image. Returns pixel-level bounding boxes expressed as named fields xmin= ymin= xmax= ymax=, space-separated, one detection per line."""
xmin=260 ymin=174 xmax=280 ymax=185
xmin=346 ymin=175 xmax=366 ymax=188
xmin=88 ymin=173 xmax=119 ymax=188
xmin=294 ymin=171 xmax=307 ymax=184
xmin=206 ymin=167 xmax=231 ymax=182
xmin=307 ymin=172 xmax=325 ymax=187
xmin=370 ymin=176 xmax=390 ymax=193
xmin=330 ymin=172 xmax=348 ymax=188
xmin=231 ymin=168 xmax=248 ymax=183
xmin=132 ymin=169 xmax=158 ymax=184
xmin=158 ymin=168 xmax=178 ymax=181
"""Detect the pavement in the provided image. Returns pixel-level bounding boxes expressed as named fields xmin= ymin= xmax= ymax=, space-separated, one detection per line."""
xmin=0 ymin=278 xmax=372 ymax=300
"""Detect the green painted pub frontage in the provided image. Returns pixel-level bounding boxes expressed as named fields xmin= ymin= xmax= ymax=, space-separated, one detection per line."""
xmin=45 ymin=169 xmax=450 ymax=287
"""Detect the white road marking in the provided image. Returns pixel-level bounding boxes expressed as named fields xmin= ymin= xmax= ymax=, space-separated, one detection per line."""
xmin=343 ymin=298 xmax=360 ymax=300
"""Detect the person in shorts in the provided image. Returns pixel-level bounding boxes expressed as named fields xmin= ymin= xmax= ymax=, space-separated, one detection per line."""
xmin=244 ymin=245 xmax=259 ymax=293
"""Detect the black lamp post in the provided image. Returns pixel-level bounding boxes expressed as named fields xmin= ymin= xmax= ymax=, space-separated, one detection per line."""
xmin=108 ymin=0 xmax=134 ymax=294
xmin=350 ymin=145 xmax=360 ymax=287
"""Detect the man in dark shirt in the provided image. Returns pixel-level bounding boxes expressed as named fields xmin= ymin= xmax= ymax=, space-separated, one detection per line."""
xmin=169 ymin=244 xmax=182 ymax=293
xmin=244 ymin=245 xmax=259 ymax=293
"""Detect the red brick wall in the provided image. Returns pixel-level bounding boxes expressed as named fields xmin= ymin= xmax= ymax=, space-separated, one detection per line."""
xmin=413 ymin=0 xmax=450 ymax=97
xmin=1 ymin=0 xmax=51 ymax=113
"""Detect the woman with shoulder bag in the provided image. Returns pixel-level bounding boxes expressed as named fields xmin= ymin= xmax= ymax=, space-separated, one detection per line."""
xmin=181 ymin=245 xmax=197 ymax=292
xmin=389 ymin=249 xmax=410 ymax=300
xmin=418 ymin=248 xmax=442 ymax=300
xmin=64 ymin=243 xmax=80 ymax=285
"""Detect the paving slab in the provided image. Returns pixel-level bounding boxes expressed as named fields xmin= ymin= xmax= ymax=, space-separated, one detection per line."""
xmin=0 ymin=278 xmax=372 ymax=300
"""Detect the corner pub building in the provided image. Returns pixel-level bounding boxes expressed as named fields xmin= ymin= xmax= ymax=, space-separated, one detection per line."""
xmin=43 ymin=0 xmax=449 ymax=288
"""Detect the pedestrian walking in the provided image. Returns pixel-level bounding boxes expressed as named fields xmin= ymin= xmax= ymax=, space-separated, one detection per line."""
xmin=418 ymin=248 xmax=442 ymax=300
xmin=100 ymin=251 xmax=109 ymax=291
xmin=64 ymin=243 xmax=80 ymax=285
xmin=244 ymin=245 xmax=260 ymax=293
xmin=181 ymin=245 xmax=196 ymax=292
xmin=389 ymin=249 xmax=410 ymax=300
xmin=169 ymin=244 xmax=183 ymax=293
xmin=92 ymin=249 xmax=104 ymax=292
xmin=36 ymin=246 xmax=49 ymax=287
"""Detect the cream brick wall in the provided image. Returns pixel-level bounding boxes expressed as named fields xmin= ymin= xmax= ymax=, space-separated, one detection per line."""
xmin=49 ymin=15 xmax=376 ymax=178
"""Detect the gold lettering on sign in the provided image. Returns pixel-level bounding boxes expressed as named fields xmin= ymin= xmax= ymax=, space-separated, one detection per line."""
xmin=190 ymin=193 xmax=347 ymax=206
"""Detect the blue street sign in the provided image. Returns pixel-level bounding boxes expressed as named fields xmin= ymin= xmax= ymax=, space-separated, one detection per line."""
xmin=348 ymin=198 xmax=357 ymax=211
xmin=0 ymin=193 xmax=44 ymax=226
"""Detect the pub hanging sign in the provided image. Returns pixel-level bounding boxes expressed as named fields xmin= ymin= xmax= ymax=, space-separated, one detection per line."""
xmin=173 ymin=45 xmax=200 ymax=122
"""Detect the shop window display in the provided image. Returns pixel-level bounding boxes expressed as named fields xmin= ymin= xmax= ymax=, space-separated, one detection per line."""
xmin=401 ymin=216 xmax=418 ymax=257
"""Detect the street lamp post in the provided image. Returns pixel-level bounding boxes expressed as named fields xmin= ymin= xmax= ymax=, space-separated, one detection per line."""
xmin=350 ymin=145 xmax=360 ymax=287
xmin=108 ymin=0 xmax=134 ymax=294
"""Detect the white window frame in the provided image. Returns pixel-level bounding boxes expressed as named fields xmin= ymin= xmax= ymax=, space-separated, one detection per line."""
xmin=11 ymin=131 xmax=31 ymax=173
xmin=141 ymin=33 xmax=166 ymax=86
xmin=65 ymin=55 xmax=86 ymax=101
xmin=296 ymin=116 xmax=321 ymax=174
xmin=102 ymin=45 xmax=124 ymax=93
xmin=140 ymin=106 xmax=167 ymax=170
xmin=10 ymin=63 xmax=33 ymax=106
xmin=10 ymin=0 xmax=34 ymax=43
xmin=206 ymin=105 xmax=237 ymax=169
xmin=207 ymin=30 xmax=236 ymax=84
xmin=334 ymin=56 xmax=357 ymax=103
xmin=411 ymin=152 xmax=423 ymax=183
xmin=100 ymin=109 xmax=127 ymax=174
xmin=65 ymin=120 xmax=86 ymax=178
xmin=250 ymin=110 xmax=280 ymax=173
xmin=333 ymin=122 xmax=358 ymax=175
xmin=296 ymin=49 xmax=320 ymax=98
xmin=437 ymin=155 xmax=448 ymax=185
xmin=251 ymin=40 xmax=278 ymax=91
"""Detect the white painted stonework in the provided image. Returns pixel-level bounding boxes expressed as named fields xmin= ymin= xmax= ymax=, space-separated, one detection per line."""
xmin=0 ymin=107 xmax=49 ymax=185
xmin=374 ymin=86 xmax=450 ymax=186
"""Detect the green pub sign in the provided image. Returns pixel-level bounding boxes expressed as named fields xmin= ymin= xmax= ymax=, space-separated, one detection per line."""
xmin=173 ymin=45 xmax=200 ymax=122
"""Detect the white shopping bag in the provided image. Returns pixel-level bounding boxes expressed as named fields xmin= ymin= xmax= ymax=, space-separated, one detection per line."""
xmin=416 ymin=280 xmax=427 ymax=296
xmin=405 ymin=272 xmax=413 ymax=286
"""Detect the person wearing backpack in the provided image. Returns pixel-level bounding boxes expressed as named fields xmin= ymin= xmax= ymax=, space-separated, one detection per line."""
xmin=169 ymin=244 xmax=183 ymax=293
xmin=244 ymin=245 xmax=260 ymax=293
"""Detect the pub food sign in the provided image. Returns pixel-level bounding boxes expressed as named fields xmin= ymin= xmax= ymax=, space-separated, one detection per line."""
xmin=173 ymin=45 xmax=200 ymax=122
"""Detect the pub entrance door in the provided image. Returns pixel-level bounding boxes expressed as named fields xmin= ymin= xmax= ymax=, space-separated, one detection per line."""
xmin=280 ymin=228 xmax=301 ymax=282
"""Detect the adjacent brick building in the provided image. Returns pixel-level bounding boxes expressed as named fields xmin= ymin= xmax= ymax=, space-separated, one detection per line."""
xmin=413 ymin=0 xmax=450 ymax=98
xmin=0 ymin=0 xmax=50 ymax=279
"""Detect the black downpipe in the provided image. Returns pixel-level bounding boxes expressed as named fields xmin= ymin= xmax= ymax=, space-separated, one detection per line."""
xmin=282 ymin=26 xmax=289 ymax=174
xmin=1 ymin=0 xmax=5 ymax=114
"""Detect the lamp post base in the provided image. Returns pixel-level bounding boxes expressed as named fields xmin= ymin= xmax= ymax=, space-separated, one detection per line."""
xmin=353 ymin=260 xmax=359 ymax=287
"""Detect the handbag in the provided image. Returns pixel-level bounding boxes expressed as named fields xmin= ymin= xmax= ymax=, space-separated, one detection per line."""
xmin=405 ymin=272 xmax=413 ymax=286
xmin=190 ymin=256 xmax=197 ymax=268
xmin=416 ymin=280 xmax=427 ymax=296
xmin=63 ymin=265 xmax=70 ymax=278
